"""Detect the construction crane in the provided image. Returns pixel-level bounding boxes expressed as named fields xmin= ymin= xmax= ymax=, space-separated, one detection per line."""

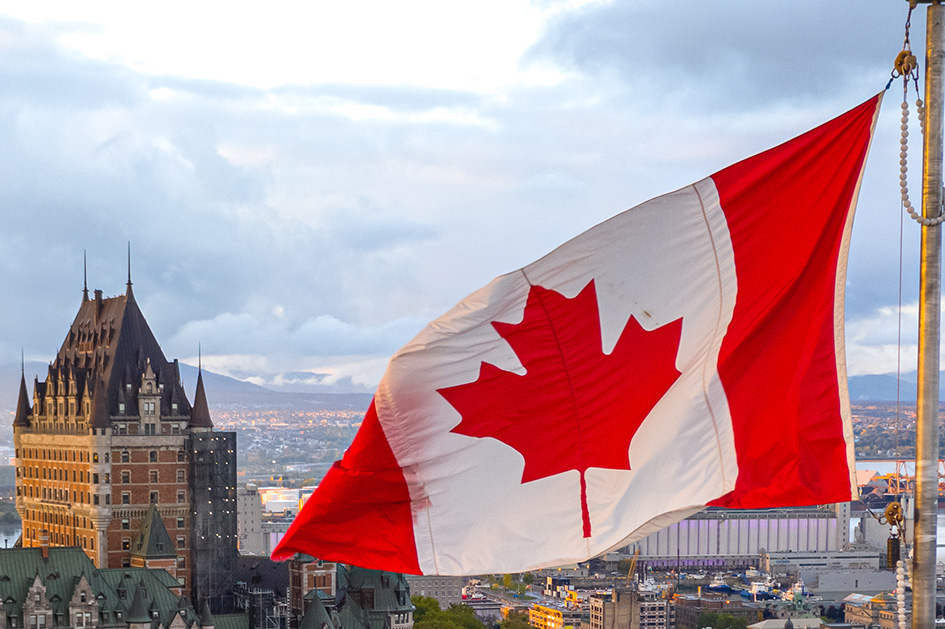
xmin=626 ymin=548 xmax=640 ymax=588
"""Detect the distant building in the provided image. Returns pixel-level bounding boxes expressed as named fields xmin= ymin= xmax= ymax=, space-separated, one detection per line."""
xmin=0 ymin=544 xmax=227 ymax=629
xmin=529 ymin=603 xmax=584 ymax=629
xmin=259 ymin=488 xmax=302 ymax=515
xmin=289 ymin=556 xmax=337 ymax=625
xmin=622 ymin=504 xmax=851 ymax=570
xmin=748 ymin=620 xmax=824 ymax=629
xmin=262 ymin=516 xmax=294 ymax=557
xmin=843 ymin=593 xmax=907 ymax=629
xmin=404 ymin=576 xmax=464 ymax=609
xmin=298 ymin=565 xmax=414 ymax=629
xmin=674 ymin=592 xmax=762 ymax=629
xmin=762 ymin=550 xmax=881 ymax=576
xmin=543 ymin=577 xmax=572 ymax=600
xmin=234 ymin=555 xmax=291 ymax=629
xmin=588 ymin=589 xmax=673 ymax=629
xmin=238 ymin=484 xmax=266 ymax=555
xmin=13 ymin=276 xmax=238 ymax=611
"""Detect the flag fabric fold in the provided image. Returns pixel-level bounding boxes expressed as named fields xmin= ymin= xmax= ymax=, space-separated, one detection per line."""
xmin=272 ymin=93 xmax=882 ymax=575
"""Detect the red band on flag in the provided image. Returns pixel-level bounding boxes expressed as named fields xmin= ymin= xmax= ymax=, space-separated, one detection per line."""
xmin=709 ymin=95 xmax=879 ymax=508
xmin=271 ymin=400 xmax=422 ymax=574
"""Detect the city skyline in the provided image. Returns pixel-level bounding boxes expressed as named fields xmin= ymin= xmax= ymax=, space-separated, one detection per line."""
xmin=0 ymin=1 xmax=925 ymax=393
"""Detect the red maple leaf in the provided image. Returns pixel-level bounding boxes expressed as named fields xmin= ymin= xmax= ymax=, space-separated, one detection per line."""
xmin=438 ymin=280 xmax=683 ymax=538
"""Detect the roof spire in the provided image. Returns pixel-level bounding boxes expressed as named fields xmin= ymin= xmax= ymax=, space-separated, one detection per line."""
xmin=82 ymin=250 xmax=89 ymax=302
xmin=125 ymin=242 xmax=136 ymax=302
xmin=14 ymin=352 xmax=31 ymax=428
xmin=191 ymin=346 xmax=213 ymax=430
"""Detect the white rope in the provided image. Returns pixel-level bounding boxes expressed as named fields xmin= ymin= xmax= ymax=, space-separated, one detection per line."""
xmin=900 ymin=97 xmax=941 ymax=226
xmin=896 ymin=559 xmax=910 ymax=629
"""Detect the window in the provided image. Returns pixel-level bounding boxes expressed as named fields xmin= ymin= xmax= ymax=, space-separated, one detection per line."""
xmin=121 ymin=451 xmax=129 ymax=463
xmin=177 ymin=469 xmax=185 ymax=483
xmin=121 ymin=559 xmax=130 ymax=568
xmin=92 ymin=453 xmax=98 ymax=463
xmin=177 ymin=518 xmax=185 ymax=529
xmin=122 ymin=492 xmax=130 ymax=505
xmin=121 ymin=539 xmax=130 ymax=550
xmin=104 ymin=473 xmax=110 ymax=484
xmin=121 ymin=471 xmax=130 ymax=484
xmin=92 ymin=473 xmax=99 ymax=484
xmin=177 ymin=450 xmax=185 ymax=462
xmin=149 ymin=451 xmax=157 ymax=462
xmin=150 ymin=491 xmax=158 ymax=504
xmin=104 ymin=453 xmax=109 ymax=463
xmin=177 ymin=536 xmax=185 ymax=549
xmin=177 ymin=491 xmax=185 ymax=504
xmin=122 ymin=519 xmax=129 ymax=530
xmin=177 ymin=556 xmax=185 ymax=568
xmin=93 ymin=495 xmax=99 ymax=505
xmin=149 ymin=471 xmax=158 ymax=483
xmin=80 ymin=591 xmax=86 ymax=603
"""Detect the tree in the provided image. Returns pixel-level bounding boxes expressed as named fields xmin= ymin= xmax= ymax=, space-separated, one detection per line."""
xmin=503 ymin=574 xmax=514 ymax=589
xmin=416 ymin=617 xmax=462 ymax=629
xmin=696 ymin=612 xmax=747 ymax=629
xmin=412 ymin=596 xmax=442 ymax=624
xmin=501 ymin=611 xmax=530 ymax=629
xmin=522 ymin=573 xmax=534 ymax=586
xmin=443 ymin=604 xmax=486 ymax=629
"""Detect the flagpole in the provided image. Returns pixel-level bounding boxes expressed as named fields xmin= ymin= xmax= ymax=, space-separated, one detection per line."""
xmin=914 ymin=2 xmax=944 ymax=628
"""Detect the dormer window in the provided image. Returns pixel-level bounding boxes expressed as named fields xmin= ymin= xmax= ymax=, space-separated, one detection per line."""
xmin=80 ymin=592 xmax=86 ymax=603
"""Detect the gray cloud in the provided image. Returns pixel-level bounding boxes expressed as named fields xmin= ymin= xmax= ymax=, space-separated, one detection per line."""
xmin=0 ymin=2 xmax=930 ymax=389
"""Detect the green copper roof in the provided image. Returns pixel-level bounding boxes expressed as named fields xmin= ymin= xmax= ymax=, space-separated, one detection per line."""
xmin=0 ymin=547 xmax=201 ymax=629
xmin=334 ymin=566 xmax=414 ymax=629
xmin=132 ymin=505 xmax=176 ymax=560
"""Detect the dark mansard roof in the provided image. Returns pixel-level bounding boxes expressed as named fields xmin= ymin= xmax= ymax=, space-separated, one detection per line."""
xmin=16 ymin=280 xmax=209 ymax=428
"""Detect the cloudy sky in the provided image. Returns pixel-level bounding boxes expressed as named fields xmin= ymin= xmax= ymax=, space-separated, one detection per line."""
xmin=0 ymin=0 xmax=931 ymax=392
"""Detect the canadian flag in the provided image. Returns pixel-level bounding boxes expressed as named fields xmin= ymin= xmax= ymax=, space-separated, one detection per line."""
xmin=272 ymin=94 xmax=881 ymax=575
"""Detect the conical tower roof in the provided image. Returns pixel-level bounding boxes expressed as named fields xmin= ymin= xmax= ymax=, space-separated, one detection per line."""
xmin=199 ymin=599 xmax=215 ymax=628
xmin=190 ymin=368 xmax=213 ymax=429
xmin=131 ymin=504 xmax=176 ymax=559
xmin=127 ymin=580 xmax=151 ymax=623
xmin=13 ymin=370 xmax=31 ymax=427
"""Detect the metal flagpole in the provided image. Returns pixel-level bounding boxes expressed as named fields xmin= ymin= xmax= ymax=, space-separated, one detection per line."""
xmin=914 ymin=2 xmax=944 ymax=628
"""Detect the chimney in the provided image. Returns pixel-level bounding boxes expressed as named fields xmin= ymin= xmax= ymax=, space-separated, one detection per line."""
xmin=94 ymin=289 xmax=103 ymax=322
xmin=39 ymin=528 xmax=49 ymax=560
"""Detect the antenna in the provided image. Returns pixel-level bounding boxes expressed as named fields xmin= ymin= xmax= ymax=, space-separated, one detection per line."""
xmin=198 ymin=343 xmax=202 ymax=371
xmin=127 ymin=242 xmax=132 ymax=288
xmin=82 ymin=250 xmax=89 ymax=302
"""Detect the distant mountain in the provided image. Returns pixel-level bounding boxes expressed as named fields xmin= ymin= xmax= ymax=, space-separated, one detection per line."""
xmin=0 ymin=359 xmax=931 ymax=417
xmin=0 ymin=360 xmax=372 ymax=417
xmin=845 ymin=371 xmax=930 ymax=402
